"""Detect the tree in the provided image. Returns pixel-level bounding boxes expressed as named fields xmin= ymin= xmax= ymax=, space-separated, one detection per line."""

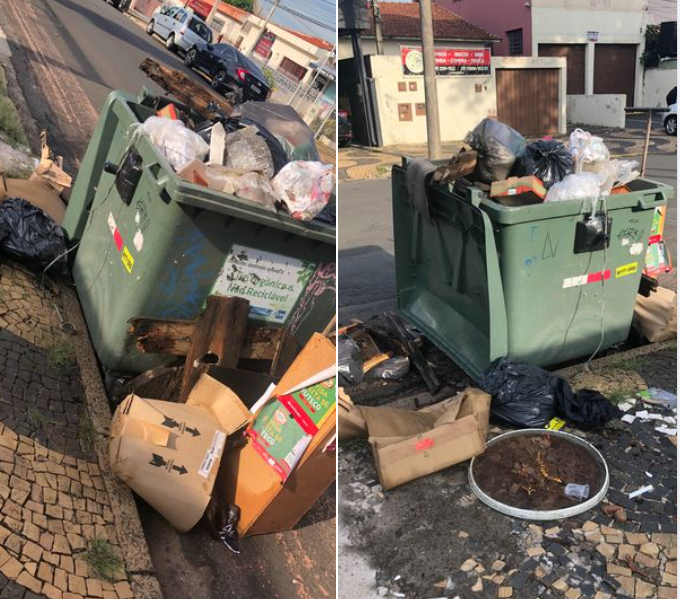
xmin=224 ymin=0 xmax=254 ymax=12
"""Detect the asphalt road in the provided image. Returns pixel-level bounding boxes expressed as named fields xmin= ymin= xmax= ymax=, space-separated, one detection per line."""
xmin=338 ymin=152 xmax=678 ymax=321
xmin=0 ymin=1 xmax=336 ymax=598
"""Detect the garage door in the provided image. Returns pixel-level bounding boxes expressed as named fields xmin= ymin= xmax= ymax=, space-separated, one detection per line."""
xmin=538 ymin=44 xmax=586 ymax=95
xmin=594 ymin=44 xmax=637 ymax=106
xmin=496 ymin=68 xmax=560 ymax=135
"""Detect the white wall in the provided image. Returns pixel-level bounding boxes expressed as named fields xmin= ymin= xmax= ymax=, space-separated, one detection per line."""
xmin=642 ymin=67 xmax=678 ymax=108
xmin=567 ymin=94 xmax=626 ymax=128
xmin=530 ymin=0 xmax=646 ymax=104
xmin=368 ymin=42 xmax=495 ymax=146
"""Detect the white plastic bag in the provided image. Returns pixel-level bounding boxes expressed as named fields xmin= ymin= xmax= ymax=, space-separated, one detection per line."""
xmin=545 ymin=173 xmax=602 ymax=202
xmin=273 ymin=161 xmax=334 ymax=221
xmin=601 ymin=159 xmax=640 ymax=195
xmin=132 ymin=116 xmax=209 ymax=172
xmin=569 ymin=129 xmax=609 ymax=174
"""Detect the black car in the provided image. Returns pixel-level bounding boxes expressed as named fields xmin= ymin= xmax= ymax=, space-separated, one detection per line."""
xmin=184 ymin=42 xmax=271 ymax=102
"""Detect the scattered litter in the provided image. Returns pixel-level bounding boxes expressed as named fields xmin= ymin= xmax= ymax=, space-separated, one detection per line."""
xmin=628 ymin=485 xmax=654 ymax=499
xmin=617 ymin=401 xmax=635 ymax=412
xmin=640 ymin=388 xmax=677 ymax=408
xmin=564 ymin=483 xmax=590 ymax=501
xmin=635 ymin=410 xmax=649 ymax=419
xmin=393 ymin=575 xmax=401 ymax=581
xmin=621 ymin=414 xmax=637 ymax=424
xmin=645 ymin=472 xmax=653 ymax=478
xmin=655 ymin=426 xmax=677 ymax=436
xmin=647 ymin=413 xmax=664 ymax=421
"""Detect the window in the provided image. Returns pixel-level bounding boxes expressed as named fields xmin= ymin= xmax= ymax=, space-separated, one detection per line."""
xmin=507 ymin=29 xmax=523 ymax=55
xmin=279 ymin=57 xmax=308 ymax=81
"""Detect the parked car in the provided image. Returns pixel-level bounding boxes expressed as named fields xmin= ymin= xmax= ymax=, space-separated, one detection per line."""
xmin=338 ymin=110 xmax=353 ymax=147
xmin=663 ymin=103 xmax=677 ymax=136
xmin=146 ymin=6 xmax=213 ymax=54
xmin=184 ymin=43 xmax=271 ymax=102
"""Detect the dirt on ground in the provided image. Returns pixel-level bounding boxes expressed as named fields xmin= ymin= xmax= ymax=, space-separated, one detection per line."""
xmin=473 ymin=434 xmax=606 ymax=510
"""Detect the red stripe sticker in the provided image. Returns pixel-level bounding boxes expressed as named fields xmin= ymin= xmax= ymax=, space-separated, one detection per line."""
xmin=649 ymin=234 xmax=661 ymax=244
xmin=586 ymin=270 xmax=611 ymax=284
xmin=113 ymin=229 xmax=123 ymax=251
xmin=415 ymin=438 xmax=434 ymax=452
xmin=278 ymin=394 xmax=319 ymax=436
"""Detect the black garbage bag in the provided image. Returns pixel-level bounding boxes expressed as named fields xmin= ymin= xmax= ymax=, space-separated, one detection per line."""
xmin=464 ymin=119 xmax=526 ymax=184
xmin=514 ymin=139 xmax=574 ymax=188
xmin=0 ymin=198 xmax=67 ymax=273
xmin=478 ymin=358 xmax=558 ymax=428
xmin=557 ymin=388 xmax=623 ymax=431
xmin=338 ymin=336 xmax=364 ymax=387
xmin=479 ymin=358 xmax=622 ymax=430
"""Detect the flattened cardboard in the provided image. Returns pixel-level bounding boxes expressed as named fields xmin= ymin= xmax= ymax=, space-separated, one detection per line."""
xmin=220 ymin=333 xmax=336 ymax=536
xmin=109 ymin=374 xmax=251 ymax=532
xmin=633 ymin=287 xmax=677 ymax=343
xmin=361 ymin=388 xmax=491 ymax=490
xmin=338 ymin=388 xmax=367 ymax=439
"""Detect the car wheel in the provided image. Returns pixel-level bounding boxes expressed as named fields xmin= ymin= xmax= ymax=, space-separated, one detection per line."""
xmin=166 ymin=34 xmax=176 ymax=52
xmin=184 ymin=49 xmax=197 ymax=67
xmin=146 ymin=20 xmax=155 ymax=35
xmin=665 ymin=115 xmax=677 ymax=136
xmin=211 ymin=70 xmax=227 ymax=89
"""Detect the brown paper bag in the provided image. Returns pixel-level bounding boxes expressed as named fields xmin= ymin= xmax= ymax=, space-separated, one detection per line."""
xmin=633 ymin=288 xmax=677 ymax=343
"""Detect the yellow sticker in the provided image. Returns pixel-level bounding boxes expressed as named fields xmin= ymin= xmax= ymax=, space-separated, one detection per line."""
xmin=545 ymin=417 xmax=566 ymax=431
xmin=121 ymin=246 xmax=134 ymax=273
xmin=615 ymin=262 xmax=638 ymax=278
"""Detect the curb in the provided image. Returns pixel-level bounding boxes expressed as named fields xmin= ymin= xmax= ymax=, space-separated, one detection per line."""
xmin=61 ymin=286 xmax=164 ymax=599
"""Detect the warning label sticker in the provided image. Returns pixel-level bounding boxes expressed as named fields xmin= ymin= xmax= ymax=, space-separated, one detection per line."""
xmin=562 ymin=270 xmax=611 ymax=289
xmin=545 ymin=417 xmax=566 ymax=431
xmin=615 ymin=262 xmax=638 ymax=278
xmin=121 ymin=247 xmax=134 ymax=273
xmin=198 ymin=430 xmax=226 ymax=479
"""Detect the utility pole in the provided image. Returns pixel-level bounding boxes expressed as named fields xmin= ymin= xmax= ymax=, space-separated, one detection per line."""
xmin=418 ymin=0 xmax=441 ymax=159
xmin=371 ymin=0 xmax=384 ymax=55
xmin=245 ymin=0 xmax=280 ymax=55
xmin=291 ymin=46 xmax=336 ymax=109
xmin=205 ymin=0 xmax=221 ymax=27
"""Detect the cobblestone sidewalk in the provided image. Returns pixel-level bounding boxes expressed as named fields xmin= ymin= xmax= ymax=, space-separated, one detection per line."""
xmin=0 ymin=261 xmax=161 ymax=599
xmin=339 ymin=341 xmax=677 ymax=599
xmin=339 ymin=124 xmax=677 ymax=181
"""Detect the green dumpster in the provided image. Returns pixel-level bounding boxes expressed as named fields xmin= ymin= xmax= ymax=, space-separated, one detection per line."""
xmin=64 ymin=89 xmax=335 ymax=373
xmin=392 ymin=158 xmax=672 ymax=378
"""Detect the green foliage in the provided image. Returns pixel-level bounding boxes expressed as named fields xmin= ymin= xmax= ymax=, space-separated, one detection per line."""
xmin=641 ymin=24 xmax=661 ymax=67
xmin=225 ymin=0 xmax=254 ymax=12
xmin=47 ymin=338 xmax=77 ymax=374
xmin=0 ymin=96 xmax=27 ymax=147
xmin=263 ymin=68 xmax=276 ymax=92
xmin=83 ymin=539 xmax=124 ymax=581
xmin=606 ymin=387 xmax=638 ymax=405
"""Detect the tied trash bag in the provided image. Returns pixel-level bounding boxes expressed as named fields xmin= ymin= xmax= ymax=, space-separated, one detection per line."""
xmin=479 ymin=358 xmax=622 ymax=430
xmin=0 ymin=198 xmax=67 ymax=273
xmin=465 ymin=119 xmax=526 ymax=184
xmin=338 ymin=337 xmax=364 ymax=387
xmin=515 ymin=140 xmax=574 ymax=189
xmin=132 ymin=116 xmax=209 ymax=172
xmin=225 ymin=126 xmax=276 ymax=179
xmin=569 ymin=129 xmax=609 ymax=174
xmin=273 ymin=161 xmax=334 ymax=222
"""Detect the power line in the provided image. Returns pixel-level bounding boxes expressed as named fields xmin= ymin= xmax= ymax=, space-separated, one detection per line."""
xmin=258 ymin=0 xmax=336 ymax=31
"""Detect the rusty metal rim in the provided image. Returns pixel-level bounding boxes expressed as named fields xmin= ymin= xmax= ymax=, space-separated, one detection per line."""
xmin=469 ymin=428 xmax=610 ymax=521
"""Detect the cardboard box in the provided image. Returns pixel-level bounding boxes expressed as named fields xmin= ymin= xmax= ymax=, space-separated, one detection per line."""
xmin=633 ymin=287 xmax=677 ymax=343
xmin=361 ymin=388 xmax=491 ymax=490
xmin=338 ymin=387 xmax=367 ymax=439
xmin=490 ymin=176 xmax=546 ymax=207
xmin=109 ymin=375 xmax=252 ymax=532
xmin=219 ymin=333 xmax=336 ymax=536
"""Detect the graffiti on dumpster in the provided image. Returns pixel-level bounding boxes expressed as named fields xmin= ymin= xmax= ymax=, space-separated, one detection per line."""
xmin=288 ymin=262 xmax=336 ymax=337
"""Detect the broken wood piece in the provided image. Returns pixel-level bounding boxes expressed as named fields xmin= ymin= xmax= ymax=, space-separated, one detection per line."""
xmin=140 ymin=58 xmax=234 ymax=118
xmin=384 ymin=313 xmax=441 ymax=395
xmin=179 ymin=296 xmax=250 ymax=402
xmin=128 ymin=317 xmax=285 ymax=361
xmin=432 ymin=148 xmax=477 ymax=185
xmin=362 ymin=353 xmax=392 ymax=373
xmin=119 ymin=362 xmax=184 ymax=402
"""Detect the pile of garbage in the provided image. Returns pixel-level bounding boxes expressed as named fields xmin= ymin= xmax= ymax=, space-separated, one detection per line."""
xmin=133 ymin=100 xmax=334 ymax=222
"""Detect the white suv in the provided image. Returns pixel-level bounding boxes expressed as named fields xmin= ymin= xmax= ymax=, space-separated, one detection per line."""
xmin=146 ymin=6 xmax=213 ymax=54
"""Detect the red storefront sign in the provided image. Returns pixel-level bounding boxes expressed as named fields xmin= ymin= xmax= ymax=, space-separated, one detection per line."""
xmin=401 ymin=48 xmax=491 ymax=77
xmin=255 ymin=31 xmax=276 ymax=59
xmin=186 ymin=0 xmax=213 ymax=19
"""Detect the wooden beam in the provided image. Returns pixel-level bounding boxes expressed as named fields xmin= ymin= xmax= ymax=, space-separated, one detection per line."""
xmin=179 ymin=296 xmax=250 ymax=402
xmin=432 ymin=149 xmax=477 ymax=185
xmin=128 ymin=317 xmax=286 ymax=361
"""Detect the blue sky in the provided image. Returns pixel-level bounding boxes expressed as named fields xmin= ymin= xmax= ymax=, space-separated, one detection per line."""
xmin=254 ymin=0 xmax=336 ymax=44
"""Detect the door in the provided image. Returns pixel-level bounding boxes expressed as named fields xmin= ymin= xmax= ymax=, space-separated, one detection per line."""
xmin=594 ymin=44 xmax=637 ymax=106
xmin=156 ymin=6 xmax=175 ymax=36
xmin=538 ymin=44 xmax=586 ymax=95
xmin=496 ymin=68 xmax=560 ymax=135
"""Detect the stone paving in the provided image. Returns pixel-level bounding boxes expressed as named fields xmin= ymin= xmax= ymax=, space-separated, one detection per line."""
xmin=0 ymin=260 xmax=145 ymax=599
xmin=339 ymin=343 xmax=677 ymax=599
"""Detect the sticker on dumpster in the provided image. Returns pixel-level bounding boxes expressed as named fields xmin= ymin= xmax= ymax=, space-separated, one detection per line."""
xmin=121 ymin=246 xmax=135 ymax=273
xmin=211 ymin=245 xmax=315 ymax=324
xmin=108 ymin=212 xmax=124 ymax=251
xmin=616 ymin=262 xmax=638 ymax=278
xmin=562 ymin=270 xmax=611 ymax=288
xmin=545 ymin=417 xmax=566 ymax=431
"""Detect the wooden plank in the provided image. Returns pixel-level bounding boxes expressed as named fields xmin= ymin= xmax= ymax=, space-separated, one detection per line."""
xmin=179 ymin=296 xmax=250 ymax=402
xmin=129 ymin=317 xmax=285 ymax=360
xmin=432 ymin=149 xmax=477 ymax=185
xmin=139 ymin=58 xmax=234 ymax=117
